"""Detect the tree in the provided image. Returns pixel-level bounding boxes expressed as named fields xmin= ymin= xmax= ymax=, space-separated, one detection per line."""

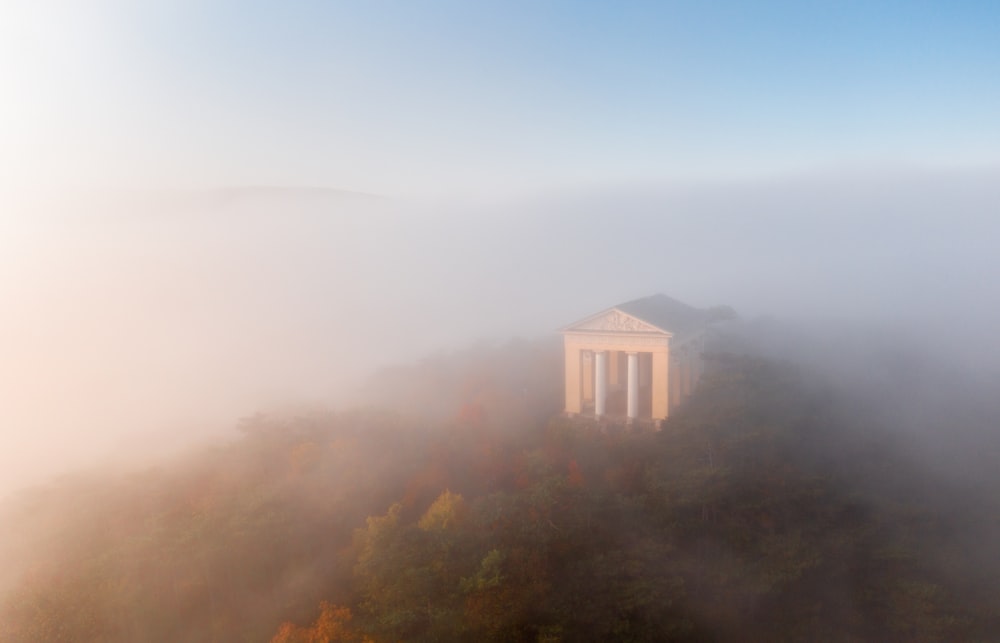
xmin=271 ymin=602 xmax=367 ymax=643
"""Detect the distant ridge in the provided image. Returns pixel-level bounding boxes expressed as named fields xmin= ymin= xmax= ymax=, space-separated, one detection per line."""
xmin=143 ymin=185 xmax=384 ymax=210
xmin=203 ymin=185 xmax=382 ymax=203
xmin=28 ymin=185 xmax=387 ymax=216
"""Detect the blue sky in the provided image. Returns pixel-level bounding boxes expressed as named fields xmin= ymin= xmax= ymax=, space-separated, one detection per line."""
xmin=2 ymin=1 xmax=999 ymax=197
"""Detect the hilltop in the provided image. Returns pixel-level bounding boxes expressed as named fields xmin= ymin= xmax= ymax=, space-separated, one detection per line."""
xmin=2 ymin=337 xmax=1000 ymax=642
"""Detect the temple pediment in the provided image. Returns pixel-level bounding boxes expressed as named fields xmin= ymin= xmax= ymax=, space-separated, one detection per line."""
xmin=565 ymin=308 xmax=667 ymax=334
xmin=562 ymin=294 xmax=718 ymax=338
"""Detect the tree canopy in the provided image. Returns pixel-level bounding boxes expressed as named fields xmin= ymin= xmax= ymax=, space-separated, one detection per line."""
xmin=2 ymin=338 xmax=1000 ymax=641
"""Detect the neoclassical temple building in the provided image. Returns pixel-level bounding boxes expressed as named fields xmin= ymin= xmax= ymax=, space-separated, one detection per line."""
xmin=561 ymin=294 xmax=714 ymax=424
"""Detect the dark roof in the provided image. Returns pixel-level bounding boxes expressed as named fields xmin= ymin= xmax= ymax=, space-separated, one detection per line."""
xmin=614 ymin=293 xmax=712 ymax=337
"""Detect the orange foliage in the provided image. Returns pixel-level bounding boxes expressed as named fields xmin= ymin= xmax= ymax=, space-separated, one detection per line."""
xmin=270 ymin=602 xmax=368 ymax=643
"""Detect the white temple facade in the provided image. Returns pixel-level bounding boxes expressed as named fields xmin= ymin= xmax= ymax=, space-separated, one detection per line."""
xmin=560 ymin=294 xmax=711 ymax=423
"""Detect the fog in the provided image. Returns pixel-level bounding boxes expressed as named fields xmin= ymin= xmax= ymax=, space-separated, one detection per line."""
xmin=2 ymin=167 xmax=1000 ymax=498
xmin=5 ymin=0 xmax=1000 ymax=636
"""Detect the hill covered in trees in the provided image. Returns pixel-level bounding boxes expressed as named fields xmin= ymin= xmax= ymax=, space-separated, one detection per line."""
xmin=2 ymin=335 xmax=1000 ymax=642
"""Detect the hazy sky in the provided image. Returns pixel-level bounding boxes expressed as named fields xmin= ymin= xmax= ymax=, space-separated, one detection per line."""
xmin=2 ymin=1 xmax=999 ymax=197
xmin=3 ymin=3 xmax=1000 ymax=496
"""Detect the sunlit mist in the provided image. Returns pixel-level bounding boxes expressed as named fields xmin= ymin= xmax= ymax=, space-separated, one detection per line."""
xmin=3 ymin=2 xmax=1000 ymax=641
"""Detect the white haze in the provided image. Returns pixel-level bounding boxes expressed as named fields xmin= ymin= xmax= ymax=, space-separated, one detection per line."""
xmin=2 ymin=167 xmax=1000 ymax=497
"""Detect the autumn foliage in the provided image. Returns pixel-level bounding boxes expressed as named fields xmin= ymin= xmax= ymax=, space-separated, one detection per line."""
xmin=3 ymin=339 xmax=1000 ymax=641
xmin=271 ymin=602 xmax=369 ymax=643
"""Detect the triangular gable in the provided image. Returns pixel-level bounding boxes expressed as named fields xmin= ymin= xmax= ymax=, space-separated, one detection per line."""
xmin=562 ymin=308 xmax=670 ymax=334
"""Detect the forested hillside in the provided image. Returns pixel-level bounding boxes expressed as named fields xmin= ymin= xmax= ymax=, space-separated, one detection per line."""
xmin=2 ymin=338 xmax=1000 ymax=642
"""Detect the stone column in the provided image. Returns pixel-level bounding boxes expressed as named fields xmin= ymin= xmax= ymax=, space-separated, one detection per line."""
xmin=627 ymin=352 xmax=639 ymax=420
xmin=594 ymin=351 xmax=607 ymax=417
